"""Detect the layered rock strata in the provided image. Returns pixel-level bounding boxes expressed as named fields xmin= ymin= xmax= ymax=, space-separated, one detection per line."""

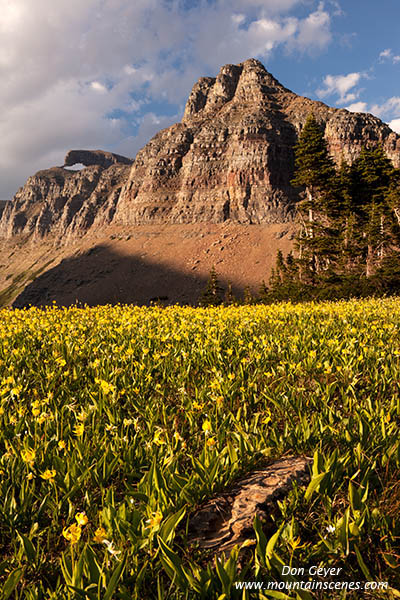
xmin=0 ymin=154 xmax=132 ymax=239
xmin=1 ymin=58 xmax=399 ymax=240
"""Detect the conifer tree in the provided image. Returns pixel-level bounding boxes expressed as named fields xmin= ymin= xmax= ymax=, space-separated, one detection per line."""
xmin=243 ymin=286 xmax=253 ymax=304
xmin=284 ymin=251 xmax=299 ymax=283
xmin=291 ymin=113 xmax=336 ymax=277
xmin=351 ymin=145 xmax=397 ymax=275
xmin=275 ymin=250 xmax=286 ymax=281
xmin=385 ymin=170 xmax=400 ymax=248
xmin=224 ymin=281 xmax=235 ymax=305
xmin=268 ymin=267 xmax=279 ymax=295
xmin=258 ymin=280 xmax=269 ymax=303
xmin=199 ymin=267 xmax=224 ymax=306
xmin=292 ymin=113 xmax=335 ymax=188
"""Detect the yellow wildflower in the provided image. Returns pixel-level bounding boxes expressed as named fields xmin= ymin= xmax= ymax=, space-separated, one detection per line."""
xmin=92 ymin=526 xmax=107 ymax=543
xmin=153 ymin=429 xmax=166 ymax=445
xmin=96 ymin=379 xmax=115 ymax=395
xmin=75 ymin=512 xmax=88 ymax=526
xmin=193 ymin=401 xmax=204 ymax=410
xmin=146 ymin=511 xmax=163 ymax=529
xmin=206 ymin=437 xmax=216 ymax=448
xmin=74 ymin=423 xmax=84 ymax=437
xmin=173 ymin=431 xmax=183 ymax=445
xmin=62 ymin=524 xmax=81 ymax=544
xmin=21 ymin=448 xmax=36 ymax=463
xmin=58 ymin=440 xmax=66 ymax=450
xmin=36 ymin=412 xmax=48 ymax=424
xmin=202 ymin=420 xmax=212 ymax=433
xmin=41 ymin=469 xmax=56 ymax=480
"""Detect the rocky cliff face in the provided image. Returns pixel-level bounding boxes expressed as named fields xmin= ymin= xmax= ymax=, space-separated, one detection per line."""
xmin=1 ymin=58 xmax=400 ymax=239
xmin=0 ymin=153 xmax=132 ymax=239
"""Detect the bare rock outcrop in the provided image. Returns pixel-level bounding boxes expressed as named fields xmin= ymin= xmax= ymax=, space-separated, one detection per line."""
xmin=1 ymin=58 xmax=399 ymax=240
xmin=0 ymin=151 xmax=132 ymax=239
xmin=114 ymin=58 xmax=400 ymax=226
xmin=64 ymin=149 xmax=133 ymax=169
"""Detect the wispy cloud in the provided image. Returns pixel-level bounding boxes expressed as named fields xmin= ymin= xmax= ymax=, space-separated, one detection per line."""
xmin=345 ymin=101 xmax=368 ymax=113
xmin=317 ymin=72 xmax=365 ymax=104
xmin=379 ymin=48 xmax=400 ymax=64
xmin=370 ymin=97 xmax=400 ymax=118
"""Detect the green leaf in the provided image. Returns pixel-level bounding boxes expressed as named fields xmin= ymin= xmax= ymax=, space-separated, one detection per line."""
xmin=158 ymin=506 xmax=186 ymax=544
xmin=1 ymin=567 xmax=24 ymax=600
xmin=354 ymin=544 xmax=372 ymax=580
xmin=349 ymin=481 xmax=362 ymax=513
xmin=266 ymin=527 xmax=282 ymax=561
xmin=260 ymin=591 xmax=292 ymax=599
xmin=128 ymin=491 xmax=149 ymax=503
xmin=254 ymin=514 xmax=268 ymax=567
xmin=304 ymin=472 xmax=327 ymax=501
xmin=84 ymin=545 xmax=102 ymax=586
xmin=215 ymin=556 xmax=231 ymax=594
xmin=16 ymin=530 xmax=36 ymax=563
xmin=312 ymin=449 xmax=323 ymax=477
xmin=157 ymin=536 xmax=188 ymax=591
xmin=103 ymin=554 xmax=127 ymax=600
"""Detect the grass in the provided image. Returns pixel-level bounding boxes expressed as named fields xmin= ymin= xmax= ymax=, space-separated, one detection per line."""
xmin=0 ymin=260 xmax=54 ymax=307
xmin=0 ymin=299 xmax=399 ymax=598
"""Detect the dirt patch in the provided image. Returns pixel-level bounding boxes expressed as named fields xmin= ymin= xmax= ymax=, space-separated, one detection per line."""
xmin=1 ymin=222 xmax=296 ymax=307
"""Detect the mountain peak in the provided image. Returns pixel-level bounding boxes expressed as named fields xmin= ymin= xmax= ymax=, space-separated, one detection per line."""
xmin=1 ymin=59 xmax=399 ymax=244
xmin=183 ymin=58 xmax=288 ymax=121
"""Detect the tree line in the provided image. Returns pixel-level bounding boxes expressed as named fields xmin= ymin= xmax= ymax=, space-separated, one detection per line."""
xmin=200 ymin=113 xmax=400 ymax=305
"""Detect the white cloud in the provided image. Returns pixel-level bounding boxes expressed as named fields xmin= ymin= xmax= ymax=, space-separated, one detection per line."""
xmin=193 ymin=2 xmax=333 ymax=70
xmin=389 ymin=119 xmax=400 ymax=134
xmin=289 ymin=2 xmax=332 ymax=53
xmin=0 ymin=0 xmax=336 ymax=198
xmin=370 ymin=97 xmax=400 ymax=118
xmin=317 ymin=72 xmax=363 ymax=104
xmin=230 ymin=0 xmax=303 ymax=14
xmin=327 ymin=0 xmax=344 ymax=17
xmin=379 ymin=48 xmax=400 ymax=64
xmin=345 ymin=101 xmax=368 ymax=113
xmin=90 ymin=82 xmax=108 ymax=93
xmin=380 ymin=48 xmax=392 ymax=60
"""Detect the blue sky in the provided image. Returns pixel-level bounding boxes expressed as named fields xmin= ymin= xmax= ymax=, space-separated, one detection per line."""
xmin=0 ymin=0 xmax=399 ymax=198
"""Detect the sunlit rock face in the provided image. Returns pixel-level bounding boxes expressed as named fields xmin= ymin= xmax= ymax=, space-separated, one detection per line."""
xmin=114 ymin=58 xmax=400 ymax=226
xmin=0 ymin=152 xmax=132 ymax=239
xmin=1 ymin=58 xmax=399 ymax=239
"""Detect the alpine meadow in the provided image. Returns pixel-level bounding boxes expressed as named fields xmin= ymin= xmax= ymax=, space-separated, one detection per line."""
xmin=1 ymin=3 xmax=400 ymax=597
xmin=0 ymin=300 xmax=400 ymax=598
